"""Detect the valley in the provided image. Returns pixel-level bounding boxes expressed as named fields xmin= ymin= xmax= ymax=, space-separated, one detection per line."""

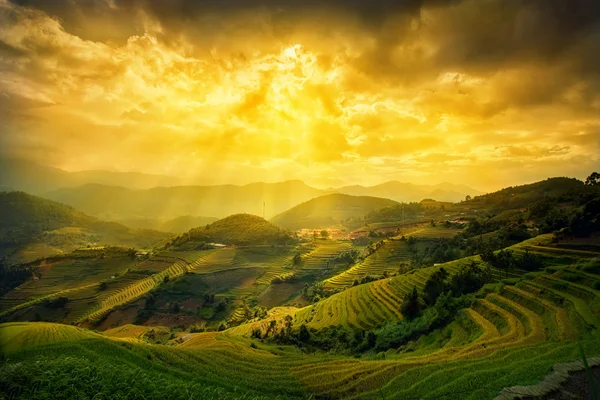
xmin=1 ymin=176 xmax=600 ymax=399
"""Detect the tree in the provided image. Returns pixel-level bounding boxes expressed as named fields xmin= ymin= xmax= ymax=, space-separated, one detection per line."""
xmin=400 ymin=286 xmax=421 ymax=319
xmin=494 ymin=249 xmax=514 ymax=278
xmin=298 ymin=324 xmax=310 ymax=342
xmin=283 ymin=315 xmax=294 ymax=337
xmin=450 ymin=261 xmax=491 ymax=295
xmin=292 ymin=252 xmax=302 ymax=266
xmin=465 ymin=195 xmax=472 ymax=201
xmin=423 ymin=267 xmax=449 ymax=305
xmin=585 ymin=172 xmax=599 ymax=186
xmin=320 ymin=230 xmax=329 ymax=238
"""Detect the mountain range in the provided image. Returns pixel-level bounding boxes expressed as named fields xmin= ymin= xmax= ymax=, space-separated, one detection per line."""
xmin=1 ymin=158 xmax=482 ymax=221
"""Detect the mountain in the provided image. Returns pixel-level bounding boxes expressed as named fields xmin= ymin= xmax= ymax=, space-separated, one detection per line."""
xmin=0 ymin=191 xmax=171 ymax=264
xmin=334 ymin=181 xmax=482 ymax=203
xmin=158 ymin=216 xmax=219 ymax=233
xmin=0 ymin=158 xmax=180 ymax=193
xmin=44 ymin=180 xmax=325 ymax=220
xmin=115 ymin=215 xmax=219 ymax=233
xmin=167 ymin=214 xmax=295 ymax=248
xmin=270 ymin=193 xmax=399 ymax=230
xmin=467 ymin=177 xmax=586 ymax=211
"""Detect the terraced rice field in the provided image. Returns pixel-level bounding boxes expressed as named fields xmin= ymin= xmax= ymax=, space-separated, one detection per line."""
xmin=0 ymin=256 xmax=136 ymax=313
xmin=296 ymin=240 xmax=352 ymax=277
xmin=3 ymin=234 xmax=600 ymax=400
xmin=412 ymin=225 xmax=464 ymax=238
xmin=325 ymin=239 xmax=412 ymax=289
xmin=4 ymin=254 xmax=600 ymax=400
xmin=225 ymin=245 xmax=600 ymax=399
xmin=1 ymin=246 xmax=299 ymax=325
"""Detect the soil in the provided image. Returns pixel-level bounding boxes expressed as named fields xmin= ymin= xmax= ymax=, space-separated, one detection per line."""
xmin=96 ymin=300 xmax=142 ymax=330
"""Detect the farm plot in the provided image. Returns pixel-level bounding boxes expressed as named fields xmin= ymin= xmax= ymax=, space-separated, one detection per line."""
xmin=325 ymin=239 xmax=412 ymax=289
xmin=296 ymin=240 xmax=352 ymax=277
xmin=0 ymin=255 xmax=136 ymax=312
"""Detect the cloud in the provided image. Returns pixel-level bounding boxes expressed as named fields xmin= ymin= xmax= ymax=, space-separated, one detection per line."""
xmin=0 ymin=0 xmax=599 ymax=191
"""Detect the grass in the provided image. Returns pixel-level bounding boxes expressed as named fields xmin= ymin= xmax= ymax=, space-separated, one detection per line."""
xmin=325 ymin=239 xmax=412 ymax=288
xmin=3 ymin=234 xmax=600 ymax=399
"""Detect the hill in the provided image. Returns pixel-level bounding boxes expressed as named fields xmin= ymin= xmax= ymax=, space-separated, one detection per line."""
xmin=112 ymin=215 xmax=219 ymax=233
xmin=270 ymin=194 xmax=399 ymax=230
xmin=44 ymin=180 xmax=325 ymax=220
xmin=167 ymin=214 xmax=296 ymax=248
xmin=467 ymin=177 xmax=585 ymax=211
xmin=3 ymin=234 xmax=600 ymax=399
xmin=0 ymin=192 xmax=170 ymax=265
xmin=334 ymin=181 xmax=482 ymax=203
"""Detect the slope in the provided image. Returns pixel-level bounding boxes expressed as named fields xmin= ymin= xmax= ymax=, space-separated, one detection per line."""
xmin=166 ymin=214 xmax=296 ymax=248
xmin=270 ymin=193 xmax=399 ymax=230
xmin=45 ymin=180 xmax=325 ymax=220
xmin=335 ymin=181 xmax=482 ymax=203
xmin=0 ymin=191 xmax=170 ymax=265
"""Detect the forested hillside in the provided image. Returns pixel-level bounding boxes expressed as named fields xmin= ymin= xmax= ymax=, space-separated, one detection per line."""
xmin=166 ymin=214 xmax=296 ymax=248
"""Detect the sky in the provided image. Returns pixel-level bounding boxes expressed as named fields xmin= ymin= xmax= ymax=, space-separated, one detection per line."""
xmin=0 ymin=0 xmax=599 ymax=191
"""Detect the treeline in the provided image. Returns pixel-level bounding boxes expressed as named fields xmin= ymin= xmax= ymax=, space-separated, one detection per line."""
xmin=256 ymin=262 xmax=493 ymax=354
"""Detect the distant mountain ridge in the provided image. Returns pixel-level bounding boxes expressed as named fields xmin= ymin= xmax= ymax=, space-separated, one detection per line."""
xmin=333 ymin=181 xmax=482 ymax=203
xmin=270 ymin=193 xmax=399 ymax=230
xmin=44 ymin=181 xmax=324 ymax=220
xmin=2 ymin=158 xmax=483 ymax=221
xmin=0 ymin=158 xmax=180 ymax=193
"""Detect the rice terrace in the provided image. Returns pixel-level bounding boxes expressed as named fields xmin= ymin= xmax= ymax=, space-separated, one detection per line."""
xmin=1 ymin=0 xmax=600 ymax=399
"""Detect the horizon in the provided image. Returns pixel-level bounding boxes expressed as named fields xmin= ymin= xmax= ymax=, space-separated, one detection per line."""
xmin=1 ymin=0 xmax=598 ymax=192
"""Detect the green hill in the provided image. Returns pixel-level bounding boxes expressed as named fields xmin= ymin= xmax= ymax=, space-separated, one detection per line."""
xmin=467 ymin=177 xmax=584 ymax=210
xmin=3 ymin=235 xmax=600 ymax=399
xmin=167 ymin=214 xmax=295 ymax=248
xmin=270 ymin=193 xmax=399 ymax=230
xmin=0 ymin=192 xmax=170 ymax=265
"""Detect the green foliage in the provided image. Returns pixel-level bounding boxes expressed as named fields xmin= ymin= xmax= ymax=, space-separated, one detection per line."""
xmin=166 ymin=214 xmax=295 ymax=248
xmin=0 ymin=261 xmax=34 ymax=296
xmin=423 ymin=267 xmax=449 ymax=305
xmin=561 ymin=272 xmax=583 ymax=282
xmin=42 ymin=297 xmax=69 ymax=309
xmin=376 ymin=292 xmax=472 ymax=351
xmin=302 ymin=282 xmax=325 ymax=303
xmin=449 ymin=261 xmax=491 ymax=296
xmin=189 ymin=323 xmax=205 ymax=333
xmin=400 ymin=286 xmax=421 ymax=320
xmin=585 ymin=172 xmax=599 ymax=186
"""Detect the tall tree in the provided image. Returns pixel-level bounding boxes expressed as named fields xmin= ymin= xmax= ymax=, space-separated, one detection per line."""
xmin=401 ymin=286 xmax=421 ymax=319
xmin=585 ymin=172 xmax=599 ymax=186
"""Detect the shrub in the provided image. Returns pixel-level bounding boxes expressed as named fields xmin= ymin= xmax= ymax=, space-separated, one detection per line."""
xmin=400 ymin=286 xmax=421 ymax=319
xmin=42 ymin=296 xmax=69 ymax=309
xmin=593 ymin=280 xmax=600 ymax=290
xmin=189 ymin=324 xmax=205 ymax=333
xmin=251 ymin=328 xmax=262 ymax=339
xmin=561 ymin=272 xmax=583 ymax=282
xmin=551 ymin=281 xmax=568 ymax=290
xmin=217 ymin=322 xmax=228 ymax=331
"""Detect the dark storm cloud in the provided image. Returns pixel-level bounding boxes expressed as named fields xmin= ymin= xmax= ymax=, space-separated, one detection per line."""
xmin=11 ymin=0 xmax=459 ymax=35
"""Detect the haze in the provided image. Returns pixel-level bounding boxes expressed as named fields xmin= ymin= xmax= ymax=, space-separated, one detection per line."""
xmin=1 ymin=0 xmax=599 ymax=191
